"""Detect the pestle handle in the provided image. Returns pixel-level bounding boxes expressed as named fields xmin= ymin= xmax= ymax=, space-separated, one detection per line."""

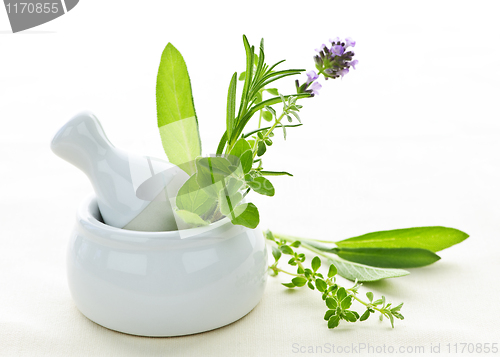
xmin=51 ymin=111 xmax=186 ymax=231
xmin=51 ymin=111 xmax=115 ymax=174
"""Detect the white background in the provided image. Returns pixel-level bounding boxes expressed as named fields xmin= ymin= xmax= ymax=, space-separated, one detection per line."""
xmin=1 ymin=1 xmax=499 ymax=356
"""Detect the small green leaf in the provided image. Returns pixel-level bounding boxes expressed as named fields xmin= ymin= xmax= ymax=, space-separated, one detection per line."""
xmin=393 ymin=312 xmax=404 ymax=320
xmin=360 ymin=310 xmax=371 ymax=321
xmin=196 ymin=157 xmax=233 ymax=194
xmin=307 ymin=281 xmax=315 ymax=290
xmin=335 ymin=247 xmax=441 ymax=268
xmin=282 ymin=282 xmax=295 ymax=288
xmin=290 ymin=240 xmax=301 ymax=248
xmin=279 ymin=245 xmax=294 ymax=255
xmin=264 ymin=230 xmax=275 ymax=241
xmin=239 ymin=150 xmax=253 ymax=174
xmin=266 ymin=88 xmax=279 ymax=95
xmin=265 ymin=105 xmax=276 ymax=117
xmin=388 ymin=312 xmax=395 ymax=328
xmin=335 ymin=226 xmax=469 ymax=253
xmin=336 ymin=287 xmax=347 ymax=301
xmin=257 ymin=141 xmax=267 ymax=156
xmin=230 ymin=203 xmax=259 ymax=228
xmin=297 ymin=266 xmax=304 ymax=274
xmin=290 ymin=111 xmax=301 ymax=123
xmin=271 ymin=246 xmax=281 ymax=262
xmin=262 ymin=111 xmax=273 ymax=122
xmin=328 ymin=264 xmax=337 ymax=278
xmin=366 ymin=292 xmax=374 ymax=302
xmin=176 ymin=175 xmax=217 ymax=216
xmin=344 ymin=310 xmax=358 ymax=322
xmin=341 ymin=296 xmax=353 ymax=309
xmin=391 ymin=303 xmax=404 ymax=313
xmin=292 ymin=277 xmax=307 ymax=287
xmin=328 ymin=315 xmax=341 ymax=329
xmin=311 ymin=256 xmax=321 ymax=272
xmin=222 ymin=177 xmax=244 ymax=197
xmin=372 ymin=299 xmax=383 ymax=306
xmin=248 ymin=176 xmax=275 ymax=196
xmin=219 ymin=191 xmax=242 ymax=216
xmin=238 ymin=71 xmax=246 ymax=81
xmin=325 ymin=298 xmax=337 ymax=309
xmin=324 ymin=309 xmax=336 ymax=321
xmin=229 ymin=138 xmax=252 ymax=159
xmin=174 ymin=210 xmax=209 ymax=227
xmin=315 ymin=279 xmax=327 ymax=292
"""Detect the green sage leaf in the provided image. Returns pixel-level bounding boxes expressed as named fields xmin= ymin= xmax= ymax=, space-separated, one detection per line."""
xmin=335 ymin=226 xmax=469 ymax=252
xmin=335 ymin=247 xmax=441 ymax=268
xmin=229 ymin=138 xmax=252 ymax=159
xmin=196 ymin=157 xmax=233 ymax=196
xmin=328 ymin=258 xmax=410 ymax=282
xmin=176 ymin=175 xmax=216 ymax=216
xmin=230 ymin=202 xmax=259 ymax=228
xmin=174 ymin=209 xmax=209 ymax=227
xmin=247 ymin=176 xmax=274 ymax=196
xmin=157 ymin=43 xmax=201 ymax=175
xmin=239 ymin=150 xmax=253 ymax=174
xmin=219 ymin=191 xmax=243 ymax=216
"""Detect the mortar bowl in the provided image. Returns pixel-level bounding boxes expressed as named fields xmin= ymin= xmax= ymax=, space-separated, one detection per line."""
xmin=67 ymin=195 xmax=268 ymax=336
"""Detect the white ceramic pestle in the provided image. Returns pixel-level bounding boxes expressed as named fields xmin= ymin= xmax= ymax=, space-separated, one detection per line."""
xmin=51 ymin=111 xmax=188 ymax=231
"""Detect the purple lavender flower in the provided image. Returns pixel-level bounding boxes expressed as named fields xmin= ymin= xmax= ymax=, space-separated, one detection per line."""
xmin=315 ymin=44 xmax=327 ymax=52
xmin=297 ymin=36 xmax=357 ymax=95
xmin=306 ymin=70 xmax=319 ymax=84
xmin=310 ymin=81 xmax=322 ymax=95
xmin=338 ymin=68 xmax=349 ymax=77
xmin=345 ymin=37 xmax=356 ymax=48
xmin=331 ymin=44 xmax=345 ymax=56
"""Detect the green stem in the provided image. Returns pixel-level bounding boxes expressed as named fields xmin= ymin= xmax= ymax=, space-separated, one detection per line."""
xmin=272 ymin=232 xmax=339 ymax=245
xmin=276 ymin=268 xmax=301 ymax=277
xmin=251 ymin=111 xmax=286 ymax=160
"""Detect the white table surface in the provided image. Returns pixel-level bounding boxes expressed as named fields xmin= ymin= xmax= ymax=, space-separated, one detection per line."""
xmin=1 ymin=1 xmax=500 ymax=356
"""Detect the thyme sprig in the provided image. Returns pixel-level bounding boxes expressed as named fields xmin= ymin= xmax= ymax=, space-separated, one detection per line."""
xmin=265 ymin=230 xmax=404 ymax=329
